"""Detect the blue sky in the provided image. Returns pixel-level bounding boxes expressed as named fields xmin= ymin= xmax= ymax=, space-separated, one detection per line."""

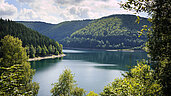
xmin=0 ymin=0 xmax=147 ymax=24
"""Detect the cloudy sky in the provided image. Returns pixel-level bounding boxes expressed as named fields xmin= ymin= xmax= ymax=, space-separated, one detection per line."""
xmin=0 ymin=0 xmax=147 ymax=24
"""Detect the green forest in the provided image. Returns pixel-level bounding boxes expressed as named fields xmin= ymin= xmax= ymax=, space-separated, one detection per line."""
xmin=62 ymin=15 xmax=151 ymax=49
xmin=18 ymin=20 xmax=92 ymax=41
xmin=18 ymin=15 xmax=151 ymax=49
xmin=0 ymin=19 xmax=63 ymax=58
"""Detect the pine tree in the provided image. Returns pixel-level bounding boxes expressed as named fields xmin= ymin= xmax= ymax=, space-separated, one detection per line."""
xmin=36 ymin=45 xmax=42 ymax=56
xmin=30 ymin=45 xmax=36 ymax=58
xmin=48 ymin=44 xmax=53 ymax=54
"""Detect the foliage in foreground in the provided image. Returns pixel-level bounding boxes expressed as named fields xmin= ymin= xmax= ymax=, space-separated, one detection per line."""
xmin=100 ymin=60 xmax=161 ymax=96
xmin=50 ymin=69 xmax=86 ymax=96
xmin=0 ymin=35 xmax=39 ymax=95
xmin=121 ymin=0 xmax=171 ymax=95
xmin=86 ymin=91 xmax=99 ymax=96
xmin=0 ymin=19 xmax=63 ymax=58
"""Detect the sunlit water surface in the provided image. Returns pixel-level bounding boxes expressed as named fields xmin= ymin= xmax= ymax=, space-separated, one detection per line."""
xmin=30 ymin=49 xmax=147 ymax=96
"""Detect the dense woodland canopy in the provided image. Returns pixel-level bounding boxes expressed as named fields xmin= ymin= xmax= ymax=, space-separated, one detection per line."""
xmin=0 ymin=19 xmax=63 ymax=58
xmin=18 ymin=14 xmax=151 ymax=49
xmin=62 ymin=15 xmax=151 ymax=49
xmin=18 ymin=20 xmax=92 ymax=41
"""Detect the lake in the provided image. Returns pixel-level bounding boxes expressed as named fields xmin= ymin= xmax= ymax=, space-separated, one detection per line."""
xmin=30 ymin=49 xmax=147 ymax=96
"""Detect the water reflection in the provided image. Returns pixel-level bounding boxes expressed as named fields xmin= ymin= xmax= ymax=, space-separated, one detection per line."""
xmin=30 ymin=49 xmax=147 ymax=96
xmin=31 ymin=57 xmax=63 ymax=71
xmin=63 ymin=50 xmax=147 ymax=71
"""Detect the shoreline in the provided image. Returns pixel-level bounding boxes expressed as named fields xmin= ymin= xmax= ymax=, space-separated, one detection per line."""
xmin=28 ymin=54 xmax=66 ymax=61
xmin=63 ymin=47 xmax=145 ymax=52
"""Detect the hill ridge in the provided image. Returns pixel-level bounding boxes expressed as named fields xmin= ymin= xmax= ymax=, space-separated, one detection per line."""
xmin=17 ymin=14 xmax=151 ymax=49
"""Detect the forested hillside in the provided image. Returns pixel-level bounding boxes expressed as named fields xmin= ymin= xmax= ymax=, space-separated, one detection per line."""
xmin=0 ymin=19 xmax=63 ymax=58
xmin=62 ymin=14 xmax=151 ymax=49
xmin=18 ymin=20 xmax=92 ymax=41
xmin=17 ymin=21 xmax=53 ymax=35
xmin=17 ymin=14 xmax=151 ymax=49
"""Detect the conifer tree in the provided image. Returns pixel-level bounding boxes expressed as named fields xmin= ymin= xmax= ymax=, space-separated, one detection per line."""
xmin=36 ymin=45 xmax=42 ymax=56
xmin=30 ymin=45 xmax=36 ymax=58
xmin=48 ymin=44 xmax=53 ymax=54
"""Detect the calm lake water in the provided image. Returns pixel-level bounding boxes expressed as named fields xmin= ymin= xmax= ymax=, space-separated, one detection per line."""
xmin=30 ymin=49 xmax=147 ymax=96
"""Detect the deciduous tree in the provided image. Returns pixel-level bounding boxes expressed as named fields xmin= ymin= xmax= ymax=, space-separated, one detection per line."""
xmin=0 ymin=35 xmax=39 ymax=95
xmin=51 ymin=69 xmax=85 ymax=96
xmin=121 ymin=0 xmax=171 ymax=95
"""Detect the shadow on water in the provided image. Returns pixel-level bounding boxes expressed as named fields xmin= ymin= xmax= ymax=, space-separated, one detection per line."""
xmin=63 ymin=50 xmax=147 ymax=71
xmin=30 ymin=57 xmax=63 ymax=71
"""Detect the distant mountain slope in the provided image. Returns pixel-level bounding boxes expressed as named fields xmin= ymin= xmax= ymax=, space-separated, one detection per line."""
xmin=62 ymin=14 xmax=151 ymax=49
xmin=100 ymin=14 xmax=149 ymax=31
xmin=17 ymin=21 xmax=53 ymax=34
xmin=0 ymin=19 xmax=63 ymax=57
xmin=17 ymin=14 xmax=151 ymax=49
xmin=18 ymin=20 xmax=93 ymax=41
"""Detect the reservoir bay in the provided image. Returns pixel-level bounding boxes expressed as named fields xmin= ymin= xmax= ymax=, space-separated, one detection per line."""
xmin=30 ymin=49 xmax=147 ymax=96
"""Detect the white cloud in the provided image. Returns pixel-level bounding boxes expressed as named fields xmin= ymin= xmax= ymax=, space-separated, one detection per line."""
xmin=3 ymin=0 xmax=141 ymax=23
xmin=54 ymin=0 xmax=83 ymax=5
xmin=16 ymin=0 xmax=64 ymax=23
xmin=0 ymin=0 xmax=17 ymax=19
xmin=17 ymin=0 xmax=35 ymax=4
xmin=69 ymin=6 xmax=89 ymax=18
xmin=74 ymin=0 xmax=133 ymax=19
xmin=17 ymin=8 xmax=39 ymax=20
